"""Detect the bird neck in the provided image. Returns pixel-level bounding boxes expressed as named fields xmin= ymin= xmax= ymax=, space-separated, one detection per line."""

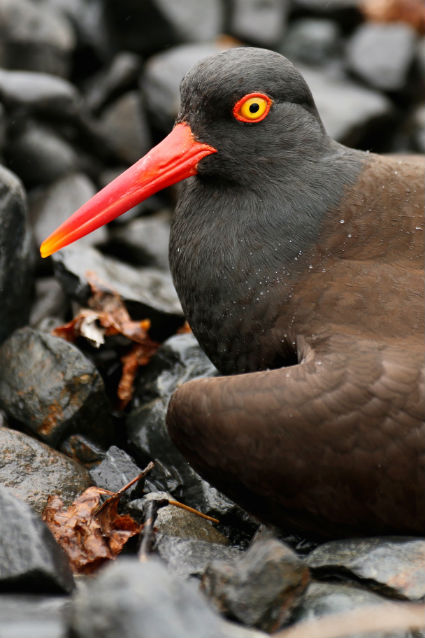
xmin=169 ymin=143 xmax=364 ymax=372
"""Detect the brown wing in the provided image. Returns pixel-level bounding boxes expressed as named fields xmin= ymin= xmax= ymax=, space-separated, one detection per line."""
xmin=167 ymin=333 xmax=425 ymax=537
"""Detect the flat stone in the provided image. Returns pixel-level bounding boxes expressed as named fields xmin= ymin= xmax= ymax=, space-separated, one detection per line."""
xmin=106 ymin=210 xmax=171 ymax=270
xmin=30 ymin=277 xmax=68 ymax=327
xmin=104 ymin=0 xmax=223 ymax=55
xmin=52 ymin=245 xmax=183 ymax=329
xmin=0 ymin=486 xmax=74 ymax=594
xmin=6 ymin=122 xmax=80 ymax=187
xmin=89 ymin=445 xmax=145 ymax=501
xmin=84 ymin=52 xmax=142 ymax=113
xmin=307 ymin=537 xmax=425 ymax=601
xmin=347 ymin=23 xmax=417 ymax=92
xmin=69 ymin=558 xmax=266 ymax=638
xmin=155 ymin=536 xmax=242 ymax=579
xmin=290 ymin=581 xmax=409 ymax=637
xmin=0 ymin=165 xmax=34 ymax=343
xmin=141 ymin=43 xmax=226 ymax=131
xmin=202 ymin=538 xmax=310 ymax=632
xmin=29 ymin=172 xmax=107 ymax=248
xmin=99 ymin=91 xmax=151 ymax=164
xmin=300 ymin=65 xmax=393 ymax=146
xmin=281 ymin=19 xmax=341 ymax=66
xmin=0 ymin=69 xmax=78 ymax=116
xmin=230 ymin=0 xmax=288 ymax=48
xmin=0 ymin=0 xmax=75 ymax=77
xmin=0 ymin=426 xmax=91 ymax=514
xmin=154 ymin=503 xmax=229 ymax=545
xmin=0 ymin=595 xmax=68 ymax=638
xmin=0 ymin=327 xmax=112 ymax=448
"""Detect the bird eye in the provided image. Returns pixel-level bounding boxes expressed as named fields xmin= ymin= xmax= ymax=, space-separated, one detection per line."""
xmin=233 ymin=93 xmax=272 ymax=123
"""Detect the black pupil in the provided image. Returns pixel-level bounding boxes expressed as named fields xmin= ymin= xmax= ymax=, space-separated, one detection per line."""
xmin=249 ymin=102 xmax=260 ymax=114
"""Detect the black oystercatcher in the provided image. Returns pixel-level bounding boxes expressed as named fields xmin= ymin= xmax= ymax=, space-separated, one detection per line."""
xmin=41 ymin=48 xmax=424 ymax=537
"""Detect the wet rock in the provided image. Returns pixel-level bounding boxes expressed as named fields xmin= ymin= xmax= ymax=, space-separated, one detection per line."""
xmin=29 ymin=173 xmax=107 ymax=248
xmin=301 ymin=65 xmax=393 ymax=146
xmin=128 ymin=334 xmax=221 ymax=507
xmin=154 ymin=502 xmax=229 ymax=545
xmin=89 ymin=445 xmax=145 ymax=501
xmin=52 ymin=245 xmax=183 ymax=334
xmin=412 ymin=104 xmax=425 ymax=153
xmin=6 ymin=122 xmax=80 ymax=187
xmin=0 ymin=486 xmax=74 ymax=593
xmin=290 ymin=581 xmax=406 ymax=633
xmin=155 ymin=535 xmax=242 ymax=580
xmin=84 ymin=52 xmax=142 ymax=113
xmin=142 ymin=42 xmax=225 ymax=131
xmin=0 ymin=165 xmax=34 ymax=344
xmin=106 ymin=210 xmax=171 ymax=270
xmin=307 ymin=537 xmax=425 ymax=601
xmin=202 ymin=538 xmax=309 ymax=632
xmin=0 ymin=327 xmax=112 ymax=448
xmin=99 ymin=91 xmax=151 ymax=164
xmin=69 ymin=558 xmax=266 ymax=638
xmin=128 ymin=334 xmax=257 ymax=544
xmin=0 ymin=69 xmax=79 ymax=117
xmin=104 ymin=0 xmax=223 ymax=55
xmin=347 ymin=23 xmax=417 ymax=92
xmin=281 ymin=19 xmax=341 ymax=66
xmin=0 ymin=595 xmax=68 ymax=638
xmin=229 ymin=0 xmax=288 ymax=48
xmin=0 ymin=426 xmax=91 ymax=514
xmin=0 ymin=0 xmax=75 ymax=78
xmin=292 ymin=0 xmax=362 ymax=26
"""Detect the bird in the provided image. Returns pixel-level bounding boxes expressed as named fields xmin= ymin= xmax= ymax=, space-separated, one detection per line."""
xmin=41 ymin=47 xmax=424 ymax=538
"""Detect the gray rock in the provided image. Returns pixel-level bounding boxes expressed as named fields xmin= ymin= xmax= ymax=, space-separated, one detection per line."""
xmin=347 ymin=23 xmax=417 ymax=92
xmin=69 ymin=558 xmax=266 ymax=638
xmin=290 ymin=581 xmax=412 ymax=638
xmin=0 ymin=486 xmax=74 ymax=594
xmin=0 ymin=165 xmax=34 ymax=343
xmin=142 ymin=43 xmax=225 ymax=131
xmin=202 ymin=537 xmax=310 ymax=632
xmin=0 ymin=0 xmax=75 ymax=77
xmin=6 ymin=122 xmax=80 ymax=187
xmin=29 ymin=173 xmax=107 ymax=248
xmin=99 ymin=91 xmax=151 ymax=164
xmin=0 ymin=327 xmax=112 ymax=448
xmin=0 ymin=595 xmax=68 ymax=638
xmin=0 ymin=69 xmax=79 ymax=117
xmin=30 ymin=277 xmax=68 ymax=327
xmin=107 ymin=210 xmax=171 ymax=270
xmin=89 ymin=445 xmax=145 ymax=501
xmin=281 ymin=19 xmax=341 ymax=66
xmin=155 ymin=536 xmax=242 ymax=579
xmin=0 ymin=426 xmax=91 ymax=514
xmin=84 ymin=52 xmax=142 ymax=113
xmin=104 ymin=0 xmax=223 ymax=55
xmin=128 ymin=333 xmax=227 ymax=515
xmin=412 ymin=104 xmax=425 ymax=153
xmin=128 ymin=335 xmax=257 ymax=544
xmin=292 ymin=0 xmax=361 ymax=12
xmin=230 ymin=0 xmax=289 ymax=48
xmin=52 ymin=245 xmax=183 ymax=323
xmin=300 ymin=65 xmax=393 ymax=145
xmin=307 ymin=537 xmax=425 ymax=601
xmin=154 ymin=503 xmax=229 ymax=545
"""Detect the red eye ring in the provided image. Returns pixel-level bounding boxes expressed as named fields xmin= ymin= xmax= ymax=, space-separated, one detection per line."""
xmin=233 ymin=92 xmax=272 ymax=123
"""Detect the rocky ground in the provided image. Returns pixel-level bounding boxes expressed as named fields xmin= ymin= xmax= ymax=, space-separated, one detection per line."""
xmin=0 ymin=0 xmax=424 ymax=637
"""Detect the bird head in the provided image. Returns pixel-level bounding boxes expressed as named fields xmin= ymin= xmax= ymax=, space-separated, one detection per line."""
xmin=40 ymin=47 xmax=327 ymax=258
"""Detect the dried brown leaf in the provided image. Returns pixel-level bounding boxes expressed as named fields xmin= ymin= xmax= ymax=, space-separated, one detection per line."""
xmin=42 ymin=485 xmax=142 ymax=574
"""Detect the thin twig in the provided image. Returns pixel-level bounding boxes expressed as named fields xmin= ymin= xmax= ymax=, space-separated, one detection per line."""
xmin=168 ymin=499 xmax=219 ymax=524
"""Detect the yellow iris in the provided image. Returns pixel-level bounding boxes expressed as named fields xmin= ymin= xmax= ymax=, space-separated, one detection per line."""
xmin=239 ymin=97 xmax=269 ymax=120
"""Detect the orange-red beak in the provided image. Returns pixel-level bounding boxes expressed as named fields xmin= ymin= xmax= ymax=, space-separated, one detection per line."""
xmin=40 ymin=123 xmax=217 ymax=258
